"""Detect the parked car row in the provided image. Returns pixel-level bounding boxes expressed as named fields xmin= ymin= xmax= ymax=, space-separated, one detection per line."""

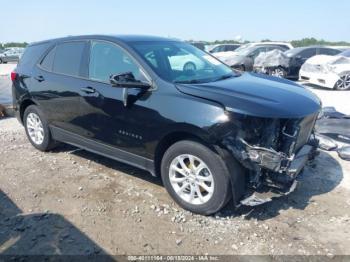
xmin=254 ymin=46 xmax=342 ymax=79
xmin=299 ymin=49 xmax=350 ymax=90
xmin=209 ymin=41 xmax=349 ymax=90
xmin=0 ymin=47 xmax=25 ymax=63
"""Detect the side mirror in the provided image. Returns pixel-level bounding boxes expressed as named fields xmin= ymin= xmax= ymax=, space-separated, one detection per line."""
xmin=110 ymin=72 xmax=151 ymax=107
xmin=110 ymin=72 xmax=151 ymax=89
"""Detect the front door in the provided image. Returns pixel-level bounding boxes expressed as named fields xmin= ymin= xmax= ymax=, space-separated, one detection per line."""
xmin=77 ymin=40 xmax=154 ymax=158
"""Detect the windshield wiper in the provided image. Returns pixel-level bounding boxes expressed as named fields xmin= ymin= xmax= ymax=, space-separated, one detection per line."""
xmin=213 ymin=73 xmax=239 ymax=82
xmin=173 ymin=79 xmax=202 ymax=84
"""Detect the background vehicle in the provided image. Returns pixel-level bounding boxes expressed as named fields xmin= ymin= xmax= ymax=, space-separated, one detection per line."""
xmin=0 ymin=48 xmax=24 ymax=63
xmin=12 ymin=35 xmax=320 ymax=215
xmin=255 ymin=46 xmax=341 ymax=79
xmin=189 ymin=42 xmax=206 ymax=51
xmin=300 ymin=49 xmax=350 ymax=90
xmin=209 ymin=44 xmax=241 ymax=54
xmin=220 ymin=44 xmax=288 ymax=71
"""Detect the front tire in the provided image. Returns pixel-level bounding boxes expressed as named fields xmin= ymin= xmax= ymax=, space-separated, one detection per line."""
xmin=334 ymin=72 xmax=350 ymax=90
xmin=161 ymin=140 xmax=231 ymax=215
xmin=24 ymin=105 xmax=58 ymax=151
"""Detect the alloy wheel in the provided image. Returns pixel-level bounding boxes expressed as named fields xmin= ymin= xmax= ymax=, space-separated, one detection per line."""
xmin=169 ymin=154 xmax=214 ymax=205
xmin=335 ymin=74 xmax=350 ymax=90
xmin=26 ymin=112 xmax=44 ymax=145
xmin=271 ymin=68 xmax=285 ymax=78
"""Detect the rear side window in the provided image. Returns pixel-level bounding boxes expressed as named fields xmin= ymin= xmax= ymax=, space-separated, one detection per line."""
xmin=318 ymin=48 xmax=341 ymax=56
xmin=52 ymin=41 xmax=86 ymax=77
xmin=18 ymin=43 xmax=50 ymax=69
xmin=299 ymin=48 xmax=316 ymax=59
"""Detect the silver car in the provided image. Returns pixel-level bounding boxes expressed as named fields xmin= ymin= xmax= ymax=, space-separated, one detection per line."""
xmin=0 ymin=48 xmax=24 ymax=63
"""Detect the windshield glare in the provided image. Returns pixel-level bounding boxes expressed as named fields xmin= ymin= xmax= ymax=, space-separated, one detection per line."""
xmin=131 ymin=41 xmax=235 ymax=83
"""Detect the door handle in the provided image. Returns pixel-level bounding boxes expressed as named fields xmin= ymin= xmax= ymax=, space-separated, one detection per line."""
xmin=34 ymin=75 xmax=45 ymax=82
xmin=80 ymin=86 xmax=96 ymax=94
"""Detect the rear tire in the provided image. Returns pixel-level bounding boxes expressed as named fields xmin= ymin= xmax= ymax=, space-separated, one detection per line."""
xmin=23 ymin=105 xmax=58 ymax=151
xmin=161 ymin=140 xmax=231 ymax=215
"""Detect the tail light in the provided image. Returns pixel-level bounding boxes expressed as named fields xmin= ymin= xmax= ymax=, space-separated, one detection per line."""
xmin=11 ymin=71 xmax=18 ymax=81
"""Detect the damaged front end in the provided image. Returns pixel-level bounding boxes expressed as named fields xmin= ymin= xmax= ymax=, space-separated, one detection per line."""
xmin=222 ymin=114 xmax=319 ymax=206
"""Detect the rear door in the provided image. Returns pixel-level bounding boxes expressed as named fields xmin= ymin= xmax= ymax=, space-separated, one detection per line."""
xmin=31 ymin=40 xmax=89 ymax=134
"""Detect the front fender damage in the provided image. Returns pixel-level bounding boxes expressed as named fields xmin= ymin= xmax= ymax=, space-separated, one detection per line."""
xmin=221 ymin=114 xmax=319 ymax=206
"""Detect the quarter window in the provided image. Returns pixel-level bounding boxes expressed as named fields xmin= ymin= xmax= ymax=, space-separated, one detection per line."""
xmin=40 ymin=47 xmax=56 ymax=71
xmin=52 ymin=41 xmax=86 ymax=76
xmin=89 ymin=41 xmax=146 ymax=83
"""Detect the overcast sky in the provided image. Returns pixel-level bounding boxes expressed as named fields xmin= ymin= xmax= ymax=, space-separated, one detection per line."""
xmin=1 ymin=0 xmax=349 ymax=43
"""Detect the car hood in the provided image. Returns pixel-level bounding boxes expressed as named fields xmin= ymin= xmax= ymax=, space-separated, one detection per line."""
xmin=222 ymin=55 xmax=246 ymax=66
xmin=175 ymin=73 xmax=321 ymax=118
xmin=305 ymin=55 xmax=343 ymax=65
xmin=213 ymin=51 xmax=237 ymax=59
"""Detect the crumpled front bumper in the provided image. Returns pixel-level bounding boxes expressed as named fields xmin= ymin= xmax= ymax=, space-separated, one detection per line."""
xmin=240 ymin=144 xmax=315 ymax=206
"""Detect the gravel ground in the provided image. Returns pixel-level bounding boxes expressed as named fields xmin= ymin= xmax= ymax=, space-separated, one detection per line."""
xmin=1 ymin=63 xmax=350 ymax=256
xmin=0 ymin=64 xmax=15 ymax=105
xmin=0 ymin=118 xmax=350 ymax=256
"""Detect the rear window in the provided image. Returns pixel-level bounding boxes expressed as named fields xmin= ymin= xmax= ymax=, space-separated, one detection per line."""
xmin=18 ymin=42 xmax=50 ymax=69
xmin=52 ymin=41 xmax=86 ymax=77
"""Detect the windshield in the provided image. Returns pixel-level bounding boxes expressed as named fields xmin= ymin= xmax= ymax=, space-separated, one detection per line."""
xmin=237 ymin=46 xmax=257 ymax=56
xmin=339 ymin=49 xmax=350 ymax=57
xmin=131 ymin=41 xmax=236 ymax=83
xmin=284 ymin=48 xmax=303 ymax=57
xmin=234 ymin=43 xmax=252 ymax=53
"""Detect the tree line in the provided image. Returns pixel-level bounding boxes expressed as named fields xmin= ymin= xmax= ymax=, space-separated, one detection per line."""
xmin=0 ymin=42 xmax=28 ymax=49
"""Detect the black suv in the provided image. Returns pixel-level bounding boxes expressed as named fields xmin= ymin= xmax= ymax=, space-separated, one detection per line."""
xmin=12 ymin=35 xmax=321 ymax=215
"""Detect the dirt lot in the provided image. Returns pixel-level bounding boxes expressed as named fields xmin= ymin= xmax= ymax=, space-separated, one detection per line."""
xmin=1 ymin=63 xmax=350 ymax=256
xmin=0 ymin=117 xmax=350 ymax=256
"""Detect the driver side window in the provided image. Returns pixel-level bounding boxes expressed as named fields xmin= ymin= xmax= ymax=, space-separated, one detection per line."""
xmin=89 ymin=41 xmax=146 ymax=83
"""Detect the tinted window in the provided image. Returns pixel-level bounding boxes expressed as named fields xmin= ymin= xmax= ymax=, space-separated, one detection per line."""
xmin=249 ymin=47 xmax=267 ymax=58
xmin=298 ymin=48 xmax=316 ymax=58
xmin=40 ymin=47 xmax=56 ymax=71
xmin=318 ymin=48 xmax=340 ymax=56
xmin=89 ymin=41 xmax=146 ymax=82
xmin=226 ymin=45 xmax=239 ymax=51
xmin=53 ymin=41 xmax=85 ymax=76
xmin=266 ymin=46 xmax=284 ymax=52
xmin=18 ymin=43 xmax=50 ymax=69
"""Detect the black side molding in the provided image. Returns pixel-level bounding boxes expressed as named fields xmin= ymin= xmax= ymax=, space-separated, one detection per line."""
xmin=50 ymin=126 xmax=155 ymax=176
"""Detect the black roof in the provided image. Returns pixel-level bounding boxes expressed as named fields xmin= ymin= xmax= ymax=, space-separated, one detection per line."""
xmin=29 ymin=34 xmax=178 ymax=47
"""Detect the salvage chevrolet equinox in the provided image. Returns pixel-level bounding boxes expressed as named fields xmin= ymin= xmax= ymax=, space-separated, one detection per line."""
xmin=12 ymin=35 xmax=321 ymax=215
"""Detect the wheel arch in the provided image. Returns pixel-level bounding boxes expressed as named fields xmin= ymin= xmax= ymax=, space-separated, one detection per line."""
xmin=19 ymin=99 xmax=37 ymax=123
xmin=154 ymin=128 xmax=217 ymax=177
